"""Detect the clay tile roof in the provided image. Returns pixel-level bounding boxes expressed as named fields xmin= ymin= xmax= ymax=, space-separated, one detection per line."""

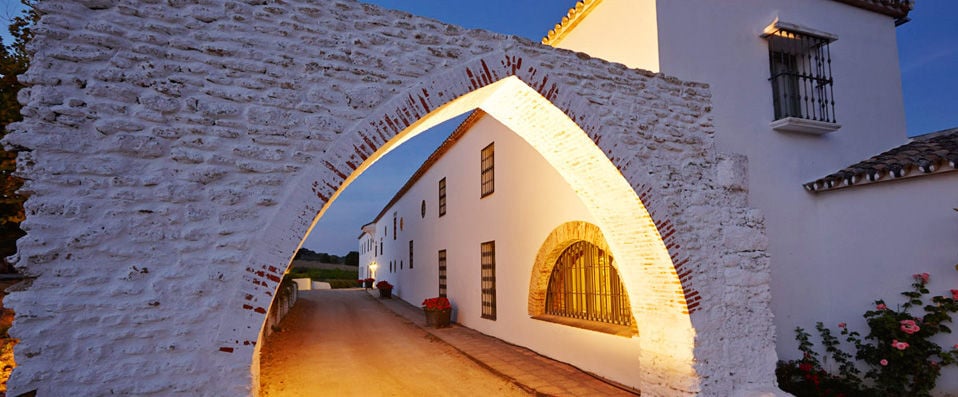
xmin=542 ymin=0 xmax=913 ymax=46
xmin=541 ymin=0 xmax=602 ymax=46
xmin=804 ymin=127 xmax=958 ymax=193
xmin=832 ymin=0 xmax=914 ymax=23
xmin=366 ymin=110 xmax=485 ymax=224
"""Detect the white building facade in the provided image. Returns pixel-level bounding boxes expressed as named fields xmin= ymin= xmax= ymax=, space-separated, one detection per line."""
xmin=547 ymin=0 xmax=958 ymax=392
xmin=361 ymin=111 xmax=646 ymax=389
xmin=357 ymin=223 xmax=377 ymax=280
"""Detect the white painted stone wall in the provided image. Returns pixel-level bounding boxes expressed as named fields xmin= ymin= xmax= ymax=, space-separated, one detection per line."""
xmin=553 ymin=1 xmax=958 ymax=394
xmin=5 ymin=0 xmax=774 ymax=395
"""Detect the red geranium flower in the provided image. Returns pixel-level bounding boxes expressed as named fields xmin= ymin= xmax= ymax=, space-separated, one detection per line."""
xmin=422 ymin=297 xmax=451 ymax=310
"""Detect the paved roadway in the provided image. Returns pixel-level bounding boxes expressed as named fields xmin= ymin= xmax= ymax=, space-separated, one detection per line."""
xmin=258 ymin=289 xmax=529 ymax=396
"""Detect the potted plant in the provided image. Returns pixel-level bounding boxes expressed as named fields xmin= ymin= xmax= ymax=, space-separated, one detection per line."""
xmin=375 ymin=280 xmax=393 ymax=298
xmin=422 ymin=297 xmax=452 ymax=328
xmin=356 ymin=279 xmax=364 ymax=288
xmin=363 ymin=278 xmax=374 ymax=289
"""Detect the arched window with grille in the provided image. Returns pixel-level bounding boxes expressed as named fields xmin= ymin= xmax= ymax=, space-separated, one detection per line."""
xmin=544 ymin=241 xmax=632 ymax=331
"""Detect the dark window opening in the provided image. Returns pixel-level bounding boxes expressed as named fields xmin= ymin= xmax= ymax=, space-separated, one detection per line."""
xmin=765 ymin=27 xmax=836 ymax=123
xmin=438 ymin=178 xmax=447 ymax=217
xmin=438 ymin=250 xmax=447 ymax=298
xmin=480 ymin=241 xmax=496 ymax=320
xmin=480 ymin=143 xmax=494 ymax=198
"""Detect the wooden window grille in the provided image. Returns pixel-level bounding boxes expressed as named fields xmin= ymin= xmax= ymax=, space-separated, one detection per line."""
xmin=438 ymin=249 xmax=447 ymax=298
xmin=480 ymin=241 xmax=496 ymax=320
xmin=438 ymin=178 xmax=446 ymax=217
xmin=480 ymin=143 xmax=494 ymax=197
xmin=545 ymin=241 xmax=631 ymax=326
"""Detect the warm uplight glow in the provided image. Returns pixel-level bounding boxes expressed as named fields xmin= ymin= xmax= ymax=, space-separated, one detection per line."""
xmin=290 ymin=75 xmax=698 ymax=393
xmin=479 ymin=77 xmax=697 ymax=372
xmin=368 ymin=262 xmax=378 ymax=279
xmin=0 ymin=338 xmax=14 ymax=393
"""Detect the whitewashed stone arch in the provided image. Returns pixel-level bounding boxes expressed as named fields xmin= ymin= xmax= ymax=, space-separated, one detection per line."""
xmin=4 ymin=0 xmax=777 ymax=396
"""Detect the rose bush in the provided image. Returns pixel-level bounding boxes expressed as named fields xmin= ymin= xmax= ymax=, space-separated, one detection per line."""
xmin=777 ymin=273 xmax=958 ymax=396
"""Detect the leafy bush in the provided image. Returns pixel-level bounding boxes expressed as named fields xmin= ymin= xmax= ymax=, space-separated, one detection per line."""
xmin=326 ymin=279 xmax=358 ymax=289
xmin=778 ymin=273 xmax=958 ymax=396
xmin=284 ymin=267 xmax=358 ymax=289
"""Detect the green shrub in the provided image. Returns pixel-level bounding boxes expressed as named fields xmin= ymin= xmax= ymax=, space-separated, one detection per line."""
xmin=286 ymin=267 xmax=357 ymax=281
xmin=327 ymin=279 xmax=358 ymax=289
xmin=284 ymin=267 xmax=358 ymax=290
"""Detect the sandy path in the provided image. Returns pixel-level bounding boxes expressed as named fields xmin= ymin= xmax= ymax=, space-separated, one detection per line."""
xmin=258 ymin=289 xmax=529 ymax=396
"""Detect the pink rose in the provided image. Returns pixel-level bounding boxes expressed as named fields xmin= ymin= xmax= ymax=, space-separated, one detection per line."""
xmin=838 ymin=322 xmax=846 ymax=329
xmin=900 ymin=319 xmax=920 ymax=335
xmin=876 ymin=303 xmax=887 ymax=310
xmin=880 ymin=359 xmax=888 ymax=366
xmin=913 ymin=273 xmax=930 ymax=284
xmin=892 ymin=340 xmax=909 ymax=350
xmin=951 ymin=289 xmax=958 ymax=300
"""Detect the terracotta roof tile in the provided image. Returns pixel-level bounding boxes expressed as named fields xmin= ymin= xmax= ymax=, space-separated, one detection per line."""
xmin=366 ymin=110 xmax=484 ymax=224
xmin=541 ymin=0 xmax=602 ymax=46
xmin=832 ymin=0 xmax=913 ymax=22
xmin=804 ymin=127 xmax=958 ymax=193
xmin=543 ymin=0 xmax=913 ymax=46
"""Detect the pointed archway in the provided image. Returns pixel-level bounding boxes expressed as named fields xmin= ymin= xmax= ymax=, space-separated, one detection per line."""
xmin=6 ymin=1 xmax=776 ymax=395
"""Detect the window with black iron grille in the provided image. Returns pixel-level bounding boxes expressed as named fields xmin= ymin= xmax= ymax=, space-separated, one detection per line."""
xmin=409 ymin=240 xmax=414 ymax=269
xmin=438 ymin=178 xmax=446 ymax=217
xmin=480 ymin=241 xmax=496 ymax=320
xmin=765 ymin=26 xmax=836 ymax=123
xmin=438 ymin=249 xmax=447 ymax=298
xmin=480 ymin=143 xmax=494 ymax=198
xmin=392 ymin=213 xmax=397 ymax=240
xmin=545 ymin=241 xmax=632 ymax=327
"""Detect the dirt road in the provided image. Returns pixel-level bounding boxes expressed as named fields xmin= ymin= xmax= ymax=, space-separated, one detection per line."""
xmin=258 ymin=289 xmax=529 ymax=396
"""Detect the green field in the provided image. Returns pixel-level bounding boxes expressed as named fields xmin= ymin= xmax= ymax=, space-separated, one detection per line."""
xmin=285 ymin=267 xmax=359 ymax=289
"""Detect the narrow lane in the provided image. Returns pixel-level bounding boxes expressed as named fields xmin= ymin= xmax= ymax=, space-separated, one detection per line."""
xmin=258 ymin=289 xmax=529 ymax=396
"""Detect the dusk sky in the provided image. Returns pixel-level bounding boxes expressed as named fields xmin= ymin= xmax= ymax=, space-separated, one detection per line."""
xmin=305 ymin=0 xmax=958 ymax=255
xmin=1 ymin=1 xmax=955 ymax=255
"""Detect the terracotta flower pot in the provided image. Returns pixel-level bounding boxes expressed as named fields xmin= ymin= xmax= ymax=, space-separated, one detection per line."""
xmin=424 ymin=308 xmax=452 ymax=328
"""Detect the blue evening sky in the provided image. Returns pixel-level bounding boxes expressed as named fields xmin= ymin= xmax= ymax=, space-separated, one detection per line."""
xmin=1 ymin=1 xmax=955 ymax=255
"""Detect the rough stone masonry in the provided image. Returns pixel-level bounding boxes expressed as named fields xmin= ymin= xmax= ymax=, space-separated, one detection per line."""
xmin=4 ymin=0 xmax=778 ymax=395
